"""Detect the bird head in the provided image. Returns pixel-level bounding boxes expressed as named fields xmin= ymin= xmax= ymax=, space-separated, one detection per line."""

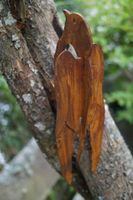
xmin=63 ymin=10 xmax=86 ymax=33
xmin=63 ymin=10 xmax=92 ymax=57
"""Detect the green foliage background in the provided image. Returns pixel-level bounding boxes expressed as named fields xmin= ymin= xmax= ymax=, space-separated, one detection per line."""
xmin=0 ymin=76 xmax=30 ymax=161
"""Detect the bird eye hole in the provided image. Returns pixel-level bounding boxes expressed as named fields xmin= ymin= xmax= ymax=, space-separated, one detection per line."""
xmin=73 ymin=18 xmax=76 ymax=24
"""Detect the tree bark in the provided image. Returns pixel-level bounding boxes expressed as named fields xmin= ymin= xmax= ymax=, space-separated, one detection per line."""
xmin=0 ymin=0 xmax=133 ymax=199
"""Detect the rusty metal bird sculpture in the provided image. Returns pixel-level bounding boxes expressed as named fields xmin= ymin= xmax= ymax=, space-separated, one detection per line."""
xmin=54 ymin=10 xmax=104 ymax=184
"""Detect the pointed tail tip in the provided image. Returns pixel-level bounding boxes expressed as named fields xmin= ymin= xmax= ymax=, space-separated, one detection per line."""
xmin=64 ymin=171 xmax=73 ymax=185
xmin=91 ymin=158 xmax=99 ymax=174
xmin=91 ymin=165 xmax=97 ymax=174
xmin=77 ymin=149 xmax=82 ymax=162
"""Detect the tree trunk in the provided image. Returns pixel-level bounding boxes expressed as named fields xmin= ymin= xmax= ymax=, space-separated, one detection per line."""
xmin=0 ymin=0 xmax=133 ymax=199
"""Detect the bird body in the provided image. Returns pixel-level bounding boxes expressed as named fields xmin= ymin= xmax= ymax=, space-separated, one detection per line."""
xmin=54 ymin=10 xmax=104 ymax=184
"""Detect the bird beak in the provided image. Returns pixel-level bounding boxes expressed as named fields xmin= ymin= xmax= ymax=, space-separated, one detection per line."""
xmin=63 ymin=9 xmax=71 ymax=18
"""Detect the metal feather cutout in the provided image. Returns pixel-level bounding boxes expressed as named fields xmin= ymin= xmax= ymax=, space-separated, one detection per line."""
xmin=54 ymin=10 xmax=104 ymax=184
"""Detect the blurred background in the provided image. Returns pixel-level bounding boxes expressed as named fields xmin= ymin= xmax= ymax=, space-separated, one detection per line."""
xmin=0 ymin=0 xmax=133 ymax=199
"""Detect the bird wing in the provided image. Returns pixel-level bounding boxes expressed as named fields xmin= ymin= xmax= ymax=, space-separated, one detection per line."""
xmin=55 ymin=50 xmax=84 ymax=183
xmin=86 ymin=44 xmax=104 ymax=172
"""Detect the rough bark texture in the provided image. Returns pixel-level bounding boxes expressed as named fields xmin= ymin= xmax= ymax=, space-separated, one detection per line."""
xmin=0 ymin=139 xmax=59 ymax=200
xmin=0 ymin=0 xmax=133 ymax=199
